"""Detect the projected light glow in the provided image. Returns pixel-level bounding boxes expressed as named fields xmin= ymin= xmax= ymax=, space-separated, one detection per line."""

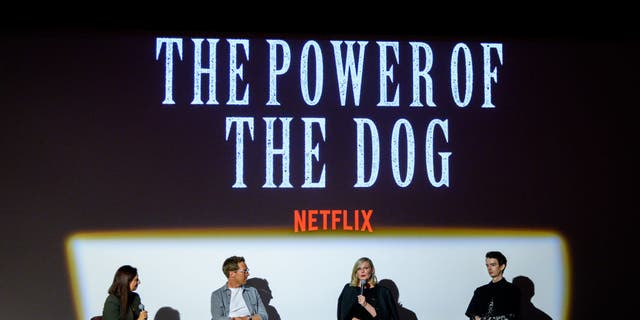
xmin=67 ymin=228 xmax=569 ymax=320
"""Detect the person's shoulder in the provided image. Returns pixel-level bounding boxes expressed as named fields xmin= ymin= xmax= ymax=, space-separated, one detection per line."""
xmin=245 ymin=285 xmax=259 ymax=293
xmin=340 ymin=282 xmax=353 ymax=293
xmin=502 ymin=278 xmax=517 ymax=287
xmin=212 ymin=284 xmax=227 ymax=294
xmin=103 ymin=294 xmax=120 ymax=313
xmin=105 ymin=294 xmax=119 ymax=304
xmin=474 ymin=281 xmax=491 ymax=291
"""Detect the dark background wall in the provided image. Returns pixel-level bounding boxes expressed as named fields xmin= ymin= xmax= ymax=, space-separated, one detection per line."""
xmin=0 ymin=23 xmax=635 ymax=320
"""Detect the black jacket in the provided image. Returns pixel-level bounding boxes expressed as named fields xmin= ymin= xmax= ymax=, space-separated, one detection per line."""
xmin=337 ymin=283 xmax=398 ymax=320
xmin=465 ymin=278 xmax=521 ymax=319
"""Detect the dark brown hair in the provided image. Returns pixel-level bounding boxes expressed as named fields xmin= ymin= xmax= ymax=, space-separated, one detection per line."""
xmin=222 ymin=256 xmax=245 ymax=278
xmin=108 ymin=265 xmax=138 ymax=319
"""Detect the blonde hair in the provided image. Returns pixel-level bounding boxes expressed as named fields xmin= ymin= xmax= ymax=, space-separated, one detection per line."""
xmin=349 ymin=257 xmax=377 ymax=287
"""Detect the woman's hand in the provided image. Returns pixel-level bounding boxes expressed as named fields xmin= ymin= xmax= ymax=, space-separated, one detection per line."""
xmin=358 ymin=294 xmax=376 ymax=317
xmin=357 ymin=294 xmax=367 ymax=307
xmin=137 ymin=310 xmax=148 ymax=320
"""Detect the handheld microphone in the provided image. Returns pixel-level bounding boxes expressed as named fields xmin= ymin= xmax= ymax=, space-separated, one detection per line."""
xmin=139 ymin=304 xmax=147 ymax=320
xmin=360 ymin=279 xmax=366 ymax=295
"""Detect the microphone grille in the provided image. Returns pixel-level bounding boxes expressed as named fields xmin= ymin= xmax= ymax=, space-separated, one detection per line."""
xmin=139 ymin=303 xmax=145 ymax=311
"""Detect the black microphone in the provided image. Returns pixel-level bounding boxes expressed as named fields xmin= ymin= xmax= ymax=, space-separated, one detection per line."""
xmin=360 ymin=279 xmax=366 ymax=295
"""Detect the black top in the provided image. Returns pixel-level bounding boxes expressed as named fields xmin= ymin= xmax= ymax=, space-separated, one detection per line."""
xmin=337 ymin=283 xmax=398 ymax=320
xmin=102 ymin=292 xmax=142 ymax=320
xmin=465 ymin=278 xmax=521 ymax=320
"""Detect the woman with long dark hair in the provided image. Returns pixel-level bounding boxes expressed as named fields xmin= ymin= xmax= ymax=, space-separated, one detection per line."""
xmin=102 ymin=265 xmax=148 ymax=320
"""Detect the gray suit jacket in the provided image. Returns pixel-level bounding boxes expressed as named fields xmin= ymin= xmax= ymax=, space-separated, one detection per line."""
xmin=211 ymin=284 xmax=268 ymax=320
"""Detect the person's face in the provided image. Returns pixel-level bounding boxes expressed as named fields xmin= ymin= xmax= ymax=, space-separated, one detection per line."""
xmin=485 ymin=258 xmax=505 ymax=278
xmin=230 ymin=261 xmax=250 ymax=285
xmin=356 ymin=261 xmax=373 ymax=281
xmin=129 ymin=275 xmax=140 ymax=291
